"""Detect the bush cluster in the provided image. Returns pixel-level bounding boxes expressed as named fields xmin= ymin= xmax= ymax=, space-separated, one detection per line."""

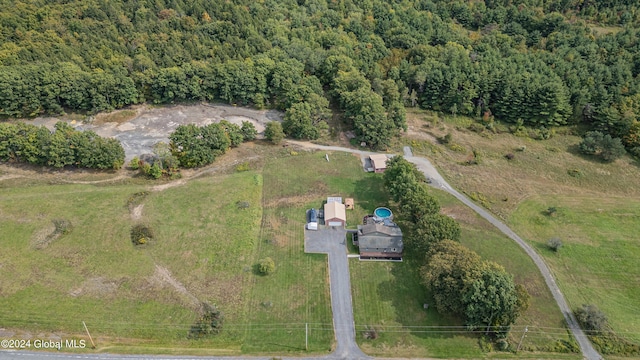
xmin=130 ymin=224 xmax=153 ymax=245
xmin=189 ymin=303 xmax=224 ymax=338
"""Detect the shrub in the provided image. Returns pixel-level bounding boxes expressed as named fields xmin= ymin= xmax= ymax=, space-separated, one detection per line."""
xmin=496 ymin=338 xmax=509 ymax=351
xmin=130 ymin=224 xmax=153 ymax=245
xmin=52 ymin=219 xmax=72 ymax=235
xmin=127 ymin=191 xmax=149 ymax=208
xmin=128 ymin=156 xmax=140 ymax=170
xmin=264 ymin=121 xmax=285 ymax=144
xmin=148 ymin=162 xmax=162 ymax=179
xmin=235 ymin=162 xmax=250 ymax=172
xmin=189 ymin=303 xmax=224 ymax=338
xmin=257 ymin=257 xmax=275 ymax=275
xmin=236 ymin=201 xmax=250 ymax=209
xmin=567 ymin=168 xmax=583 ymax=178
xmin=448 ymin=143 xmax=465 ymax=152
xmin=439 ymin=132 xmax=453 ymax=144
xmin=545 ymin=207 xmax=557 ymax=216
xmin=505 ymin=153 xmax=515 ymax=160
xmin=362 ymin=326 xmax=378 ymax=340
xmin=575 ymin=304 xmax=608 ymax=332
xmin=547 ymin=237 xmax=563 ymax=252
xmin=579 ymin=131 xmax=626 ymax=162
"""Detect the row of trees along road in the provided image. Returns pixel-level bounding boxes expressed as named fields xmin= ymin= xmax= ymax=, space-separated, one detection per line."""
xmin=2 ymin=1 xmax=640 ymax=152
xmin=384 ymin=156 xmax=530 ymax=340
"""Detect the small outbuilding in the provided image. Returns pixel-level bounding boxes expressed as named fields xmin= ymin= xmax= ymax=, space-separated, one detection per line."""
xmin=324 ymin=201 xmax=346 ymax=227
xmin=369 ymin=154 xmax=389 ymax=173
xmin=345 ymin=198 xmax=354 ymax=210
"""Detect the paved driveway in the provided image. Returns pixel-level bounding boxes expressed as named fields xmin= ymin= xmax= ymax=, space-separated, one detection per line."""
xmin=305 ymin=228 xmax=370 ymax=360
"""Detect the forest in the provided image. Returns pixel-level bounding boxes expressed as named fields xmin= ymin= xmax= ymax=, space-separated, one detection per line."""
xmin=1 ymin=0 xmax=640 ymax=152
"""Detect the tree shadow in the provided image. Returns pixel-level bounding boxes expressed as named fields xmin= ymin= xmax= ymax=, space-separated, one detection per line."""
xmin=375 ymin=257 xmax=470 ymax=341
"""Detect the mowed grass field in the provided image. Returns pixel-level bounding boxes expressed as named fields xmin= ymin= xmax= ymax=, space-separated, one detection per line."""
xmin=510 ymin=196 xmax=640 ymax=344
xmin=242 ymin=149 xmax=387 ymax=353
xmin=350 ymin=188 xmax=579 ymax=359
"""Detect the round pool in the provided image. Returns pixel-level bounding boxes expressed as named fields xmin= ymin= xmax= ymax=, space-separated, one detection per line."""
xmin=374 ymin=207 xmax=393 ymax=222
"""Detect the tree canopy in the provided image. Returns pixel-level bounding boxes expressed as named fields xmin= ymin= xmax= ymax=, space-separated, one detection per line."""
xmin=3 ymin=0 xmax=638 ymax=152
xmin=0 ymin=121 xmax=124 ymax=169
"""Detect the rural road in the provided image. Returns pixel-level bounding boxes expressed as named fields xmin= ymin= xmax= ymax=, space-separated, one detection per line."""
xmin=288 ymin=140 xmax=601 ymax=360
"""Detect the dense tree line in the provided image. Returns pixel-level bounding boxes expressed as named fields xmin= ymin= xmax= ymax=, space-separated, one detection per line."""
xmin=1 ymin=0 xmax=639 ymax=151
xmin=384 ymin=157 xmax=528 ymax=339
xmin=0 ymin=122 xmax=124 ymax=169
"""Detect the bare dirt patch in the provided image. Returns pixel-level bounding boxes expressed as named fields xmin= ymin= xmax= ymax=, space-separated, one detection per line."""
xmin=130 ymin=204 xmax=144 ymax=221
xmin=69 ymin=277 xmax=123 ymax=298
xmin=93 ymin=107 xmax=143 ymax=125
xmin=28 ymin=103 xmax=283 ymax=162
xmin=31 ymin=219 xmax=72 ymax=249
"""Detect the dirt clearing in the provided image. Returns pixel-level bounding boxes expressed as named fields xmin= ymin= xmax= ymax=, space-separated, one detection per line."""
xmin=28 ymin=103 xmax=283 ymax=161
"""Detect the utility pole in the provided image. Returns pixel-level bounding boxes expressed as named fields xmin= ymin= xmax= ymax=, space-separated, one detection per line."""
xmin=82 ymin=321 xmax=96 ymax=349
xmin=516 ymin=326 xmax=528 ymax=353
xmin=305 ymin=323 xmax=308 ymax=351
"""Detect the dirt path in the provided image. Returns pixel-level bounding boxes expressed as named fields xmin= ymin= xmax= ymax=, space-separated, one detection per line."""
xmin=0 ymin=174 xmax=22 ymax=181
xmin=153 ymin=265 xmax=201 ymax=310
xmin=130 ymin=204 xmax=144 ymax=221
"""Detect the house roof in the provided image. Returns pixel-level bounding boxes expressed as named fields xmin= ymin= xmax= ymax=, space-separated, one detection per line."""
xmin=359 ymin=223 xmax=402 ymax=237
xmin=324 ymin=201 xmax=346 ymax=221
xmin=358 ymin=235 xmax=403 ymax=251
xmin=357 ymin=223 xmax=403 ymax=252
xmin=369 ymin=154 xmax=389 ymax=170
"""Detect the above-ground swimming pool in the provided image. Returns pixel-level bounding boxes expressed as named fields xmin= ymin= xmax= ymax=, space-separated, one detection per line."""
xmin=373 ymin=207 xmax=393 ymax=222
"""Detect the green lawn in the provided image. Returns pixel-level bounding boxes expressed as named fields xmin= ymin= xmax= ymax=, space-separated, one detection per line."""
xmin=0 ymin=148 xmax=384 ymax=355
xmin=349 ymin=187 xmax=579 ymax=358
xmin=0 ymin=145 xmax=609 ymax=358
xmin=509 ymin=196 xmax=640 ymax=345
xmin=0 ymin=173 xmax=265 ymax=352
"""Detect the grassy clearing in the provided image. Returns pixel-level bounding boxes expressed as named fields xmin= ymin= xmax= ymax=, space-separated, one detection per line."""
xmin=510 ymin=196 xmax=640 ymax=345
xmin=350 ymin=187 xmax=578 ymax=358
xmin=0 ymin=147 xmax=376 ymax=355
xmin=0 ymin=172 xmax=264 ymax=352
xmin=93 ymin=109 xmax=139 ymax=125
